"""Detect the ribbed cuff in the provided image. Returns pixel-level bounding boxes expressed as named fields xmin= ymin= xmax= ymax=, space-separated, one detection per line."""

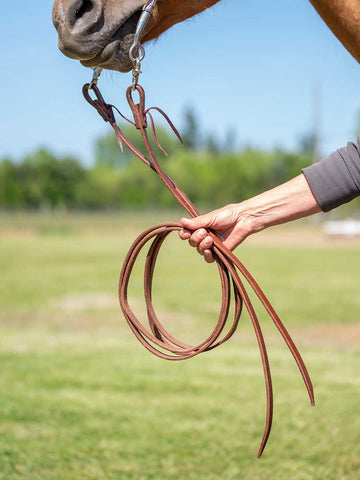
xmin=302 ymin=142 xmax=360 ymax=212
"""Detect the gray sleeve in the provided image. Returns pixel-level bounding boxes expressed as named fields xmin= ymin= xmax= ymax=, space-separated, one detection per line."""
xmin=302 ymin=139 xmax=360 ymax=212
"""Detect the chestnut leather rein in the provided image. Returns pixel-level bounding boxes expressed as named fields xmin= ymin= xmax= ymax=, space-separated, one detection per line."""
xmin=81 ymin=0 xmax=315 ymax=458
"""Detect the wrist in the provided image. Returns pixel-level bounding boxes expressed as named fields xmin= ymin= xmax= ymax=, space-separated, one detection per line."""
xmin=234 ymin=175 xmax=321 ymax=235
xmin=233 ymin=201 xmax=268 ymax=237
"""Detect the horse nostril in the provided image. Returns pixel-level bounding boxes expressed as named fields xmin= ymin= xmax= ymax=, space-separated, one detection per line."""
xmin=76 ymin=0 xmax=93 ymax=19
xmin=66 ymin=0 xmax=103 ymax=33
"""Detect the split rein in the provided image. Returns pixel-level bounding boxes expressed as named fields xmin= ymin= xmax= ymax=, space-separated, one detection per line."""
xmin=82 ymin=80 xmax=315 ymax=458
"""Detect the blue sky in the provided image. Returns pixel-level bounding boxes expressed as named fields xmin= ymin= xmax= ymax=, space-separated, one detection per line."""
xmin=1 ymin=0 xmax=359 ymax=164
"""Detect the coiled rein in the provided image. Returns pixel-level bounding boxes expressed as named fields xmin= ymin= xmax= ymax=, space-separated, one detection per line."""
xmin=83 ymin=82 xmax=315 ymax=458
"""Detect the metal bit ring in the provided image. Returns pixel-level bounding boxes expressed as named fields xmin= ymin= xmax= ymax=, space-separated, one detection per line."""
xmin=129 ymin=44 xmax=145 ymax=64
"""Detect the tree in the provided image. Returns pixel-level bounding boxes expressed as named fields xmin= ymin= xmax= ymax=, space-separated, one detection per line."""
xmin=181 ymin=107 xmax=200 ymax=150
xmin=95 ymin=124 xmax=182 ymax=167
xmin=19 ymin=148 xmax=85 ymax=209
xmin=298 ymin=132 xmax=317 ymax=156
xmin=223 ymin=127 xmax=238 ymax=153
xmin=0 ymin=158 xmax=24 ymax=208
xmin=205 ymin=134 xmax=220 ymax=155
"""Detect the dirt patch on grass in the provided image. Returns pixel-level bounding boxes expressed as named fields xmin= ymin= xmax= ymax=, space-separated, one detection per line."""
xmin=0 ymin=229 xmax=37 ymax=239
xmin=2 ymin=291 xmax=359 ymax=349
xmin=55 ymin=293 xmax=118 ymax=312
xmin=294 ymin=323 xmax=360 ymax=349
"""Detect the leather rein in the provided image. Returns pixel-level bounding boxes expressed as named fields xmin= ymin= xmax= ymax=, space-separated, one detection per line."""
xmin=81 ymin=0 xmax=315 ymax=458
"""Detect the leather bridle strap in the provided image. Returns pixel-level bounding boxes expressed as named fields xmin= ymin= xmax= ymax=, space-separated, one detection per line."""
xmin=82 ymin=81 xmax=315 ymax=458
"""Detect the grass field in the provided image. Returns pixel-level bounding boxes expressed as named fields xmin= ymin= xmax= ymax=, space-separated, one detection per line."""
xmin=1 ymin=212 xmax=359 ymax=480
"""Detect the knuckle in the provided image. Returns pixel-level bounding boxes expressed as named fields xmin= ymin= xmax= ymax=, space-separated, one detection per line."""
xmin=180 ymin=230 xmax=190 ymax=240
xmin=189 ymin=237 xmax=198 ymax=247
xmin=196 ymin=228 xmax=207 ymax=239
xmin=204 ymin=249 xmax=214 ymax=263
xmin=201 ymin=236 xmax=213 ymax=248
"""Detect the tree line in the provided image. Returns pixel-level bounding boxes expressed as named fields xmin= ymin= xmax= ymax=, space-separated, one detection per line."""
xmin=0 ymin=111 xmax=314 ymax=210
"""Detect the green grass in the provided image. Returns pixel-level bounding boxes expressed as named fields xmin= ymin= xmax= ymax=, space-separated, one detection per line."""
xmin=1 ymin=212 xmax=359 ymax=479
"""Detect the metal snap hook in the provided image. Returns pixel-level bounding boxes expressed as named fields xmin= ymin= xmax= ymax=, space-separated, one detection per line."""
xmin=89 ymin=67 xmax=103 ymax=89
xmin=128 ymin=0 xmax=157 ymax=87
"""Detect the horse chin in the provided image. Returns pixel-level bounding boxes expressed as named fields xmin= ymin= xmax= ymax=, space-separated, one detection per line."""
xmin=80 ymin=37 xmax=134 ymax=73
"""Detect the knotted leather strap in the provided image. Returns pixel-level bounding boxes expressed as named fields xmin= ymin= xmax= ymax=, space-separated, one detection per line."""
xmin=83 ymin=82 xmax=315 ymax=458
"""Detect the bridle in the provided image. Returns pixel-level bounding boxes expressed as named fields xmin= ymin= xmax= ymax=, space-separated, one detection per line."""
xmin=129 ymin=0 xmax=157 ymax=87
xmin=90 ymin=0 xmax=157 ymax=90
xmin=81 ymin=0 xmax=315 ymax=458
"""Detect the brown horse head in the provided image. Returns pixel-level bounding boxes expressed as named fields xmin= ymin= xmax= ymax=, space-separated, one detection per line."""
xmin=53 ymin=1 xmax=360 ymax=72
xmin=52 ymin=0 xmax=220 ymax=72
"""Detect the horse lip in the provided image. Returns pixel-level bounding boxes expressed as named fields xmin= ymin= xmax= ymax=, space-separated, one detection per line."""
xmin=56 ymin=6 xmax=144 ymax=63
xmin=80 ymin=27 xmax=139 ymax=72
xmin=80 ymin=9 xmax=156 ymax=72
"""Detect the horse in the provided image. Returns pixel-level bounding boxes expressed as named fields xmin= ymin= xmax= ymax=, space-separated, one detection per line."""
xmin=52 ymin=0 xmax=360 ymax=72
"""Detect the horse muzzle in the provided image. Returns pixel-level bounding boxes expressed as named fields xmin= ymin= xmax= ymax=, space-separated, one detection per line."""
xmin=52 ymin=0 xmax=144 ymax=71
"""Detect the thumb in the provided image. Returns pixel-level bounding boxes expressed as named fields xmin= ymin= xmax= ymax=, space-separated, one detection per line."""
xmin=180 ymin=213 xmax=214 ymax=231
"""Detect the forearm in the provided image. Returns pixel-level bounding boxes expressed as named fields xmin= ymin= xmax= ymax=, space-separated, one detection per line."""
xmin=239 ymin=174 xmax=321 ymax=235
xmin=180 ymin=174 xmax=321 ymax=260
xmin=181 ymin=139 xmax=360 ymax=259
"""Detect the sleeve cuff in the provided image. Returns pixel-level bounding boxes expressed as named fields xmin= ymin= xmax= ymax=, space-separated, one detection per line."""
xmin=302 ymin=147 xmax=360 ymax=212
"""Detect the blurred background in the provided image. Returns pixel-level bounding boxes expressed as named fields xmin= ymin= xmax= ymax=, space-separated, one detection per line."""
xmin=1 ymin=0 xmax=360 ymax=213
xmin=1 ymin=1 xmax=360 ymax=479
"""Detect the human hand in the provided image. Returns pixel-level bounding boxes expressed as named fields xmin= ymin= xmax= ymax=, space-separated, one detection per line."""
xmin=179 ymin=204 xmax=253 ymax=263
xmin=179 ymin=175 xmax=321 ymax=263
